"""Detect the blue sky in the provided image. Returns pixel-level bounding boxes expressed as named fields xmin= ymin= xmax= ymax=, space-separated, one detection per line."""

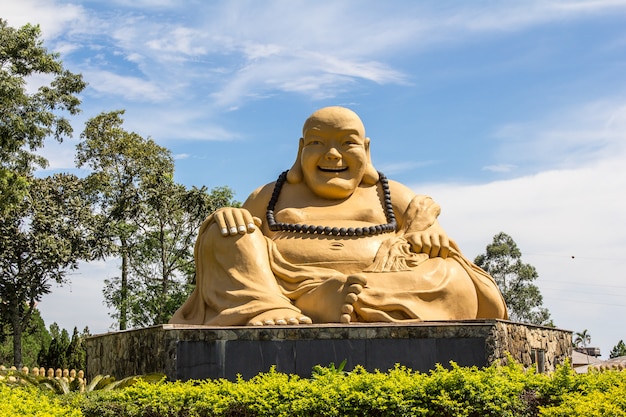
xmin=3 ymin=0 xmax=626 ymax=358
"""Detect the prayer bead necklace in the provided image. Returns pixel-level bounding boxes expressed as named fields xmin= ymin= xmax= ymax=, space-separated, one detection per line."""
xmin=266 ymin=170 xmax=397 ymax=237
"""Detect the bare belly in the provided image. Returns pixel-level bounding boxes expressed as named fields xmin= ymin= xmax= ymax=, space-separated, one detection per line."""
xmin=271 ymin=221 xmax=390 ymax=274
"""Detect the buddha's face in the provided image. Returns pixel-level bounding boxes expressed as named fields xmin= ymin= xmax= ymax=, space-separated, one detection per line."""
xmin=300 ymin=110 xmax=369 ymax=199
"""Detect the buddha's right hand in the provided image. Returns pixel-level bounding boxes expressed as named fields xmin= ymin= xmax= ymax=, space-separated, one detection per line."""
xmin=213 ymin=207 xmax=261 ymax=236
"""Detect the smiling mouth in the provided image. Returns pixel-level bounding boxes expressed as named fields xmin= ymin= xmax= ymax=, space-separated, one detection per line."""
xmin=318 ymin=166 xmax=348 ymax=172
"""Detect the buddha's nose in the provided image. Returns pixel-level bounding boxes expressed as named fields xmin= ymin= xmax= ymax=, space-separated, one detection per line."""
xmin=325 ymin=147 xmax=341 ymax=159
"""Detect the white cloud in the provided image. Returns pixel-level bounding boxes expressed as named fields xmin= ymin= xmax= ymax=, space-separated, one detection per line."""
xmin=552 ymin=0 xmax=626 ymax=13
xmin=10 ymin=0 xmax=624 ymax=113
xmin=145 ymin=27 xmax=209 ymax=56
xmin=377 ymin=160 xmax=437 ymax=175
xmin=84 ymin=70 xmax=169 ymax=101
xmin=243 ymin=43 xmax=283 ymax=60
xmin=438 ymin=1 xmax=626 ymax=34
xmin=35 ymin=140 xmax=77 ymax=171
xmin=489 ymin=99 xmax=626 ymax=172
xmin=92 ymin=105 xmax=241 ymax=142
xmin=108 ymin=0 xmax=178 ymax=7
xmin=36 ymin=259 xmax=116 ymax=334
xmin=209 ymin=51 xmax=406 ymax=107
xmin=0 ymin=0 xmax=85 ymax=39
xmin=423 ymin=156 xmax=626 ymax=256
xmin=482 ymin=164 xmax=517 ymax=173
xmin=303 ymin=51 xmax=407 ymax=84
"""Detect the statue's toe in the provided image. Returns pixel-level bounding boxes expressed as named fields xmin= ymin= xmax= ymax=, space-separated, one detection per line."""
xmin=347 ymin=274 xmax=367 ymax=286
xmin=247 ymin=309 xmax=311 ymax=326
xmin=345 ymin=292 xmax=359 ymax=304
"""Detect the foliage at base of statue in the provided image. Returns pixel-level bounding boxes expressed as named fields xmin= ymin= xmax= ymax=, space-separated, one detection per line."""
xmin=3 ymin=360 xmax=626 ymax=417
xmin=0 ymin=383 xmax=83 ymax=417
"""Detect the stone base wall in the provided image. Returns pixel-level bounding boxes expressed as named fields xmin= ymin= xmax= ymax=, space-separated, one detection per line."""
xmin=487 ymin=321 xmax=571 ymax=371
xmin=86 ymin=320 xmax=571 ymax=381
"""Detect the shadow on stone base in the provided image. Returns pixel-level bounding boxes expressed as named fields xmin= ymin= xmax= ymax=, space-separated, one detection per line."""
xmin=86 ymin=320 xmax=571 ymax=381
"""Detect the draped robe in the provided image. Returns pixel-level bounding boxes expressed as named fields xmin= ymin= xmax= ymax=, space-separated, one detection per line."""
xmin=170 ymin=195 xmax=508 ymax=325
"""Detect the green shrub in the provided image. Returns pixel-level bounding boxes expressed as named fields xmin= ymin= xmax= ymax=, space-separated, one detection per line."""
xmin=0 ymin=383 xmax=83 ymax=417
xmin=3 ymin=360 xmax=626 ymax=417
xmin=71 ymin=363 xmax=548 ymax=417
xmin=539 ymin=368 xmax=626 ymax=417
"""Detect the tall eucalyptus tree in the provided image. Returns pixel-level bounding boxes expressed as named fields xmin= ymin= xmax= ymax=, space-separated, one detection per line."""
xmin=475 ymin=232 xmax=552 ymax=325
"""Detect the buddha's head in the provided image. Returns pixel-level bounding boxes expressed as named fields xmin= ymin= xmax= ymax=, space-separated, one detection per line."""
xmin=287 ymin=106 xmax=378 ymax=199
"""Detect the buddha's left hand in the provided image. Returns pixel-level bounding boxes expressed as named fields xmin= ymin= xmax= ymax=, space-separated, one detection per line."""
xmin=406 ymin=231 xmax=450 ymax=258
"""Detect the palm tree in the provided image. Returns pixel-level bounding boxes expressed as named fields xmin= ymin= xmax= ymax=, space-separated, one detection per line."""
xmin=574 ymin=329 xmax=591 ymax=348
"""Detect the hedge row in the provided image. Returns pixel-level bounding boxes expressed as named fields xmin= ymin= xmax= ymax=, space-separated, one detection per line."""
xmin=3 ymin=361 xmax=626 ymax=417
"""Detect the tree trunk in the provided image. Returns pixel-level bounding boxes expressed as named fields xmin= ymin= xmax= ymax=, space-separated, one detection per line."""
xmin=159 ymin=220 xmax=168 ymax=324
xmin=120 ymin=237 xmax=128 ymax=330
xmin=11 ymin=305 xmax=23 ymax=368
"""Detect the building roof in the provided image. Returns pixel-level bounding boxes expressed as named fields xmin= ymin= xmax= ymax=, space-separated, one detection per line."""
xmin=587 ymin=355 xmax=626 ymax=371
xmin=572 ymin=350 xmax=603 ymax=365
xmin=572 ymin=350 xmax=603 ymax=373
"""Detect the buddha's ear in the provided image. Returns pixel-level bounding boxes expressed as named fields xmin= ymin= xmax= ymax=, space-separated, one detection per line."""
xmin=362 ymin=137 xmax=379 ymax=185
xmin=286 ymin=137 xmax=304 ymax=184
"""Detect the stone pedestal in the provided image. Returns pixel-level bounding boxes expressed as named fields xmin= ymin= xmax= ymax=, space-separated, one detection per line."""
xmin=85 ymin=320 xmax=571 ymax=381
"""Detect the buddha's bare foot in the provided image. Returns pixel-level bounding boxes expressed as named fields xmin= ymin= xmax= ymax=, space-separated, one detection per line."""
xmin=247 ymin=309 xmax=313 ymax=326
xmin=295 ymin=274 xmax=367 ymax=323
xmin=340 ymin=274 xmax=368 ymax=323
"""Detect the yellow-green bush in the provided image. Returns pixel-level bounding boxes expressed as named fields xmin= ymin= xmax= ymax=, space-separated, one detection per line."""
xmin=0 ymin=383 xmax=82 ymax=417
xmin=539 ymin=368 xmax=626 ymax=417
xmin=3 ymin=361 xmax=626 ymax=417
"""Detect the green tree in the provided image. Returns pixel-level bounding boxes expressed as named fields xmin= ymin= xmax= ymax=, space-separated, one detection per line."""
xmin=39 ymin=324 xmax=70 ymax=370
xmin=0 ymin=308 xmax=51 ymax=367
xmin=475 ymin=232 xmax=552 ymax=325
xmin=103 ymin=181 xmax=235 ymax=327
xmin=0 ymin=174 xmax=96 ymax=367
xmin=76 ymin=110 xmax=175 ymax=330
xmin=0 ymin=19 xmax=86 ymax=215
xmin=573 ymin=329 xmax=591 ymax=348
xmin=0 ymin=19 xmax=87 ymax=368
xmin=38 ymin=324 xmax=89 ymax=371
xmin=77 ymin=111 xmax=237 ymax=329
xmin=609 ymin=340 xmax=626 ymax=359
xmin=67 ymin=326 xmax=90 ymax=371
